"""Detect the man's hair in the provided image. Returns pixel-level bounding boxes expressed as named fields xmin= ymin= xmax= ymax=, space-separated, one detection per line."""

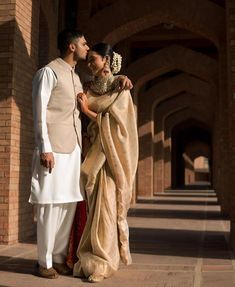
xmin=57 ymin=29 xmax=84 ymax=54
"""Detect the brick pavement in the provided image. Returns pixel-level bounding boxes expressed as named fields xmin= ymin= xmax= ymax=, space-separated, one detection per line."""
xmin=0 ymin=188 xmax=234 ymax=287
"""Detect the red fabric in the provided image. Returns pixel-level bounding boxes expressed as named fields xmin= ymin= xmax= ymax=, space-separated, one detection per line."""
xmin=67 ymin=200 xmax=87 ymax=268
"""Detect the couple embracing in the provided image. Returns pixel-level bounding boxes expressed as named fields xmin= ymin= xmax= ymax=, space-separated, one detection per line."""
xmin=29 ymin=29 xmax=138 ymax=283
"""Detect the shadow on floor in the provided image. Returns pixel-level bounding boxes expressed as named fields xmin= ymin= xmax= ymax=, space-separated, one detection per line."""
xmin=176 ymin=183 xmax=212 ymax=190
xmin=128 ymin=208 xmax=225 ymax=220
xmin=165 ymin=189 xmax=214 ymax=193
xmin=129 ymin=227 xmax=230 ymax=259
xmin=0 ymin=256 xmax=36 ymax=275
xmin=149 ymin=194 xmax=217 ymax=199
xmin=137 ymin=199 xmax=218 ymax=206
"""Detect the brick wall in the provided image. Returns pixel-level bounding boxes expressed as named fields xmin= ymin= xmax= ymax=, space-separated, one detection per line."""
xmin=0 ymin=0 xmax=40 ymax=244
xmin=0 ymin=0 xmax=60 ymax=244
xmin=11 ymin=0 xmax=40 ymax=243
xmin=0 ymin=1 xmax=17 ymax=244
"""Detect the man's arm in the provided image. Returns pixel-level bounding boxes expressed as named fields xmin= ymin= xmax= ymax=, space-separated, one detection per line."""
xmin=32 ymin=67 xmax=56 ymax=173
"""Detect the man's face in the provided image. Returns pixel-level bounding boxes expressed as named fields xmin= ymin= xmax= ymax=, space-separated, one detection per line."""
xmin=72 ymin=36 xmax=89 ymax=61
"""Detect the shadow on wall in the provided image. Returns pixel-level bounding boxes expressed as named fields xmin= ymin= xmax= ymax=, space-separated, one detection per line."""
xmin=0 ymin=18 xmax=37 ymax=243
xmin=0 ymin=1 xmax=78 ymax=243
xmin=38 ymin=6 xmax=50 ymax=68
xmin=138 ymin=132 xmax=153 ymax=161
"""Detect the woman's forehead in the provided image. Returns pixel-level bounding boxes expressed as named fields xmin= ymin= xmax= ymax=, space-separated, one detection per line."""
xmin=88 ymin=51 xmax=100 ymax=58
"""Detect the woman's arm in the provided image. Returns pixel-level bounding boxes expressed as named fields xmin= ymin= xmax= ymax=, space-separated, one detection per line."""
xmin=78 ymin=92 xmax=97 ymax=122
xmin=117 ymin=75 xmax=133 ymax=90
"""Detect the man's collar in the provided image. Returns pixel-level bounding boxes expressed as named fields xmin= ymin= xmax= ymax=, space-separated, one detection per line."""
xmin=57 ymin=57 xmax=75 ymax=71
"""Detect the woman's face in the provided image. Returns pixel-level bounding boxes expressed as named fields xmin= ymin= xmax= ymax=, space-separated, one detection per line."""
xmin=87 ymin=51 xmax=106 ymax=76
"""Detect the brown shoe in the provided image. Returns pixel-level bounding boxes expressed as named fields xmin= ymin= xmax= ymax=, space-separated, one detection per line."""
xmin=53 ymin=262 xmax=73 ymax=276
xmin=35 ymin=263 xmax=59 ymax=279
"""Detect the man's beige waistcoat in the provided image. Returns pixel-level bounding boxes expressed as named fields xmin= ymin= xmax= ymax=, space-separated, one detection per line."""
xmin=46 ymin=58 xmax=82 ymax=153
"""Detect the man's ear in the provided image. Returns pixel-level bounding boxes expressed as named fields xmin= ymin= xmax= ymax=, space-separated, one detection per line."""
xmin=69 ymin=43 xmax=76 ymax=52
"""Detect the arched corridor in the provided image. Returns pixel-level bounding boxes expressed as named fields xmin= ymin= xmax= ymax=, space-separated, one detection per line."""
xmin=1 ymin=0 xmax=235 ymax=286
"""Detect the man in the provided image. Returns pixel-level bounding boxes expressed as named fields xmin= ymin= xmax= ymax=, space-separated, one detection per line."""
xmin=29 ymin=29 xmax=132 ymax=279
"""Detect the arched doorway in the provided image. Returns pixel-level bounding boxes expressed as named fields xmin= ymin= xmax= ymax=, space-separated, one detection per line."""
xmin=171 ymin=119 xmax=212 ymax=189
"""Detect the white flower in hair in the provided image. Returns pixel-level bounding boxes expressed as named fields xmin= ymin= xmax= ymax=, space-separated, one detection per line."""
xmin=111 ymin=51 xmax=122 ymax=74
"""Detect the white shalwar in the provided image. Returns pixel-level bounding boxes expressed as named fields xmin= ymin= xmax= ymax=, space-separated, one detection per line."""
xmin=37 ymin=203 xmax=77 ymax=268
xmin=29 ymin=66 xmax=83 ymax=269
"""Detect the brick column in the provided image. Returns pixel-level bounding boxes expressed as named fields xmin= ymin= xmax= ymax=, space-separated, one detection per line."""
xmin=183 ymin=154 xmax=195 ymax=185
xmin=0 ymin=1 xmax=15 ymax=244
xmin=0 ymin=0 xmax=40 ymax=244
xmin=137 ymin=102 xmax=153 ymax=198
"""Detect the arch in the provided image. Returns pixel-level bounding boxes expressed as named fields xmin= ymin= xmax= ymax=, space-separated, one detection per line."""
xmin=184 ymin=142 xmax=211 ymax=185
xmin=168 ymin=116 xmax=212 ymax=188
xmin=123 ymin=45 xmax=217 ymax=107
xmin=123 ymin=45 xmax=217 ymax=97
xmin=86 ymin=0 xmax=224 ymax=47
xmin=138 ymin=74 xmax=212 ymax=197
xmin=163 ymin=109 xmax=212 ymax=191
xmin=152 ymin=92 xmax=212 ymax=193
xmin=138 ymin=73 xmax=212 ymax=139
xmin=185 ymin=142 xmax=211 ymax=160
xmin=139 ymin=73 xmax=212 ymax=133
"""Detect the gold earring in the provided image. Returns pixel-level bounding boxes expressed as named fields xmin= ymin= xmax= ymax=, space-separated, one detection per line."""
xmin=103 ymin=60 xmax=110 ymax=75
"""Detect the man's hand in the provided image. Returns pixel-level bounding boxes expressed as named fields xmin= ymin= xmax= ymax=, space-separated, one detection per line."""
xmin=40 ymin=152 xmax=55 ymax=173
xmin=118 ymin=75 xmax=133 ymax=91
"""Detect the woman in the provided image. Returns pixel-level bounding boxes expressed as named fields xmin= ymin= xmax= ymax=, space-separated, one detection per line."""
xmin=73 ymin=43 xmax=138 ymax=283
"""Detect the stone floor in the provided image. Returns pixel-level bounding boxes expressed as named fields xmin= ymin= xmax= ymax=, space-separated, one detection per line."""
xmin=0 ymin=188 xmax=235 ymax=287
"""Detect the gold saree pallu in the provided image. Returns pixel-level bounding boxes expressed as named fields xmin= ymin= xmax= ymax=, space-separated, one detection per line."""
xmin=74 ymin=89 xmax=138 ymax=279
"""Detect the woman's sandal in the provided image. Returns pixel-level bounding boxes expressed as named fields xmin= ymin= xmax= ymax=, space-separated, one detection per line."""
xmin=88 ymin=273 xmax=104 ymax=283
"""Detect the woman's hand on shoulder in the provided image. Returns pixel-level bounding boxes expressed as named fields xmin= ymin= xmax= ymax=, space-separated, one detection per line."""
xmin=118 ymin=75 xmax=133 ymax=91
xmin=78 ymin=92 xmax=89 ymax=114
xmin=78 ymin=92 xmax=98 ymax=122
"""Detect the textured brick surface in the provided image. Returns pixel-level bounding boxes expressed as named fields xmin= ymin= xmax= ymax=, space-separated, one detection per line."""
xmin=0 ymin=0 xmax=56 ymax=244
xmin=0 ymin=189 xmax=234 ymax=287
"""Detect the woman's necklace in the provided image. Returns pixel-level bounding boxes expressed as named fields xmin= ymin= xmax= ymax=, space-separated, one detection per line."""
xmin=89 ymin=75 xmax=118 ymax=95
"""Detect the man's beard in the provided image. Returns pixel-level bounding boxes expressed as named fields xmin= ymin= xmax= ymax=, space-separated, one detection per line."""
xmin=74 ymin=52 xmax=86 ymax=62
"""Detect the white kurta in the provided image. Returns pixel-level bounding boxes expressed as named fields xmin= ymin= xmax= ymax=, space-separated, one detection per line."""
xmin=29 ymin=67 xmax=83 ymax=204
